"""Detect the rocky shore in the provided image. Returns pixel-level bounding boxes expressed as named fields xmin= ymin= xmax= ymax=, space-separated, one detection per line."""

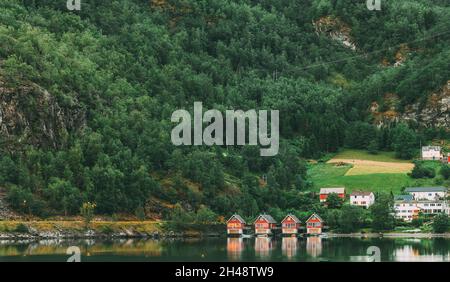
xmin=0 ymin=220 xmax=223 ymax=240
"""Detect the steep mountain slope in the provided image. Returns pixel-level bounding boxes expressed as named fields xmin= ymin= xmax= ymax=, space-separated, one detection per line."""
xmin=0 ymin=0 xmax=448 ymax=219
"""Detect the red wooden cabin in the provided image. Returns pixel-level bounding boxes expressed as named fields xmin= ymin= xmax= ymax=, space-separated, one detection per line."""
xmin=319 ymin=187 xmax=346 ymax=203
xmin=254 ymin=214 xmax=277 ymax=235
xmin=281 ymin=214 xmax=301 ymax=235
xmin=306 ymin=213 xmax=324 ymax=235
xmin=227 ymin=214 xmax=246 ymax=236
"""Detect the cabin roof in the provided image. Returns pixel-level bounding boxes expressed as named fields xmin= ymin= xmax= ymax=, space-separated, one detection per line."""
xmin=306 ymin=213 xmax=323 ymax=223
xmin=350 ymin=191 xmax=373 ymax=197
xmin=254 ymin=214 xmax=276 ymax=224
xmin=281 ymin=214 xmax=301 ymax=223
xmin=405 ymin=187 xmax=447 ymax=193
xmin=320 ymin=187 xmax=345 ymax=194
xmin=227 ymin=214 xmax=246 ymax=224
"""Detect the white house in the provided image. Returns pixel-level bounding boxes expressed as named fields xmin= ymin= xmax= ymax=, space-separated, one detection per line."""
xmin=421 ymin=146 xmax=442 ymax=160
xmin=404 ymin=187 xmax=448 ymax=201
xmin=394 ymin=195 xmax=420 ymax=222
xmin=416 ymin=201 xmax=447 ymax=215
xmin=394 ymin=195 xmax=449 ymax=221
xmin=349 ymin=191 xmax=375 ymax=208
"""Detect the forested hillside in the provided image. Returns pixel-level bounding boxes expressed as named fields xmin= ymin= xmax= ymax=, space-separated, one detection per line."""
xmin=0 ymin=0 xmax=449 ymax=220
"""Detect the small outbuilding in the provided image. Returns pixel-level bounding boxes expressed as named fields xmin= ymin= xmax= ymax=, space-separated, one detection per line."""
xmin=306 ymin=213 xmax=324 ymax=235
xmin=254 ymin=214 xmax=277 ymax=236
xmin=281 ymin=214 xmax=301 ymax=235
xmin=227 ymin=214 xmax=246 ymax=236
xmin=320 ymin=187 xmax=346 ymax=203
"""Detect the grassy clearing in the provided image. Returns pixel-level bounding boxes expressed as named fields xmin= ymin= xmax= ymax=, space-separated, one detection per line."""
xmin=331 ymin=149 xmax=412 ymax=163
xmin=308 ymin=163 xmax=439 ymax=194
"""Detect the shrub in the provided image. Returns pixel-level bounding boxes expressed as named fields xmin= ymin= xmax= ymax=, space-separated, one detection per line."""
xmin=80 ymin=202 xmax=96 ymax=226
xmin=410 ymin=162 xmax=435 ymax=179
xmin=99 ymin=225 xmax=114 ymax=234
xmin=135 ymin=207 xmax=146 ymax=221
xmin=14 ymin=223 xmax=29 ymax=233
xmin=432 ymin=213 xmax=449 ymax=233
xmin=440 ymin=165 xmax=450 ymax=180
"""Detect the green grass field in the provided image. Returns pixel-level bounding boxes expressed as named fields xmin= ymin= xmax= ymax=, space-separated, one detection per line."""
xmin=331 ymin=149 xmax=412 ymax=163
xmin=308 ymin=149 xmax=442 ymax=194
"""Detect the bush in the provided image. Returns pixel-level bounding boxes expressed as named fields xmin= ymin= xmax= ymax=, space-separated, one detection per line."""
xmin=432 ymin=213 xmax=449 ymax=233
xmin=440 ymin=165 xmax=450 ymax=180
xmin=14 ymin=223 xmax=29 ymax=233
xmin=367 ymin=140 xmax=379 ymax=155
xmin=80 ymin=202 xmax=96 ymax=226
xmin=410 ymin=162 xmax=436 ymax=179
xmin=99 ymin=225 xmax=114 ymax=234
xmin=135 ymin=207 xmax=146 ymax=221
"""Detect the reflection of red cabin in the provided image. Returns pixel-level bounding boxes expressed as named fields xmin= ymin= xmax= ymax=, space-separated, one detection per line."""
xmin=281 ymin=214 xmax=301 ymax=235
xmin=319 ymin=187 xmax=346 ymax=202
xmin=254 ymin=214 xmax=277 ymax=235
xmin=306 ymin=213 xmax=324 ymax=235
xmin=227 ymin=214 xmax=246 ymax=235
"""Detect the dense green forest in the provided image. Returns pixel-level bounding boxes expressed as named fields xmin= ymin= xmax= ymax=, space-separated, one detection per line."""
xmin=0 ymin=0 xmax=449 ymax=221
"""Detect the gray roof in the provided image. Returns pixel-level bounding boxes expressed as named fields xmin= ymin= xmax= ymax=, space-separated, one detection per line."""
xmin=350 ymin=191 xmax=374 ymax=196
xmin=227 ymin=214 xmax=246 ymax=224
xmin=254 ymin=214 xmax=277 ymax=224
xmin=282 ymin=214 xmax=301 ymax=223
xmin=395 ymin=195 xmax=414 ymax=202
xmin=320 ymin=187 xmax=345 ymax=194
xmin=306 ymin=213 xmax=323 ymax=223
xmin=405 ymin=187 xmax=448 ymax=193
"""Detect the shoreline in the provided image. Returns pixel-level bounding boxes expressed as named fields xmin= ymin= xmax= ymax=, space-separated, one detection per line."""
xmin=2 ymin=220 xmax=450 ymax=240
xmin=0 ymin=220 xmax=223 ymax=240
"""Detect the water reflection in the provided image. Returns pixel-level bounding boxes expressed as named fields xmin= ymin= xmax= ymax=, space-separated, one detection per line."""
xmin=281 ymin=237 xmax=298 ymax=259
xmin=255 ymin=237 xmax=273 ymax=259
xmin=227 ymin=238 xmax=244 ymax=260
xmin=1 ymin=237 xmax=450 ymax=262
xmin=306 ymin=237 xmax=322 ymax=258
xmin=394 ymin=245 xmax=449 ymax=262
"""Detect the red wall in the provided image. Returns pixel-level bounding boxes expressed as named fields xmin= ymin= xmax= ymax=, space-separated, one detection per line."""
xmin=227 ymin=218 xmax=243 ymax=229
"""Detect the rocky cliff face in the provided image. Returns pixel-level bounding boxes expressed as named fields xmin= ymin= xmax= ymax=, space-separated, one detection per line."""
xmin=313 ymin=16 xmax=357 ymax=51
xmin=371 ymin=81 xmax=450 ymax=129
xmin=0 ymin=78 xmax=86 ymax=150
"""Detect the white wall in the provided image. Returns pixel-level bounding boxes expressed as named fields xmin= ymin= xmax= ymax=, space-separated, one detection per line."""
xmin=350 ymin=194 xmax=375 ymax=208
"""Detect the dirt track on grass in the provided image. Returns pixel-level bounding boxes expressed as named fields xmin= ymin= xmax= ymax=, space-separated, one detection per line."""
xmin=327 ymin=159 xmax=414 ymax=176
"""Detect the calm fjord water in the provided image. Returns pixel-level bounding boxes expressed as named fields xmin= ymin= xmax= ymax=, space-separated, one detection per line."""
xmin=1 ymin=237 xmax=450 ymax=262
